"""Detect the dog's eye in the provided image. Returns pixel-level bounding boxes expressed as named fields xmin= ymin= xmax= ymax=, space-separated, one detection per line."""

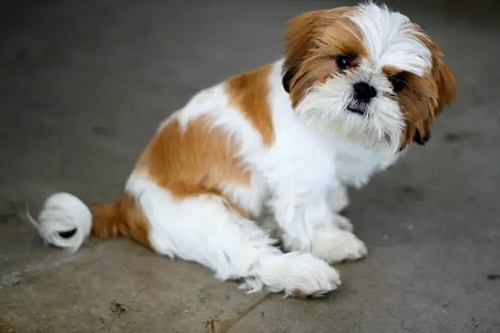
xmin=336 ymin=55 xmax=352 ymax=69
xmin=390 ymin=74 xmax=407 ymax=92
xmin=391 ymin=79 xmax=406 ymax=92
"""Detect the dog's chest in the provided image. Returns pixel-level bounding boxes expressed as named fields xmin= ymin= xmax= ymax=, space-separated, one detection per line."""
xmin=333 ymin=140 xmax=399 ymax=188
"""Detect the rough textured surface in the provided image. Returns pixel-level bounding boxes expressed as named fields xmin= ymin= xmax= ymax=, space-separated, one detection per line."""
xmin=1 ymin=1 xmax=499 ymax=332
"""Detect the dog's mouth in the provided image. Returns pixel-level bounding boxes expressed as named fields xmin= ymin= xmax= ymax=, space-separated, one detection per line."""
xmin=346 ymin=104 xmax=367 ymax=116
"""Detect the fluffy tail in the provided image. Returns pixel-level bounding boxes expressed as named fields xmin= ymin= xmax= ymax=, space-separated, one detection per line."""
xmin=28 ymin=192 xmax=151 ymax=252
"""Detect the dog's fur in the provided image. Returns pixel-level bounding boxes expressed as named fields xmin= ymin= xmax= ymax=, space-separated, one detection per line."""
xmin=30 ymin=3 xmax=456 ymax=297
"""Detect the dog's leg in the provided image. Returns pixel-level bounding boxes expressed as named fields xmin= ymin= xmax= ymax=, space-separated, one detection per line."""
xmin=271 ymin=184 xmax=366 ymax=263
xmin=328 ymin=186 xmax=350 ymax=213
xmin=328 ymin=187 xmax=353 ymax=232
xmin=135 ymin=186 xmax=340 ymax=296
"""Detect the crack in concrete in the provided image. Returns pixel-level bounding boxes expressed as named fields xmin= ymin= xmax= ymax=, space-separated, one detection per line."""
xmin=215 ymin=293 xmax=272 ymax=333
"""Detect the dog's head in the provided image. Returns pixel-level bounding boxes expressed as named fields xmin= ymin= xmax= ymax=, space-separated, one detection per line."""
xmin=282 ymin=3 xmax=456 ymax=150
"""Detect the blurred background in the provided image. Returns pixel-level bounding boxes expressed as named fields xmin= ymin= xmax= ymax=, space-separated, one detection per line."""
xmin=1 ymin=1 xmax=499 ymax=332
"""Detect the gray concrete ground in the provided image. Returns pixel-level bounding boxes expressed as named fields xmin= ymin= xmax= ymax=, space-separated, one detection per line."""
xmin=1 ymin=1 xmax=499 ymax=332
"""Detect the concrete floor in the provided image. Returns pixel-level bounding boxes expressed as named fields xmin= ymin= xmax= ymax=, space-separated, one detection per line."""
xmin=1 ymin=1 xmax=499 ymax=332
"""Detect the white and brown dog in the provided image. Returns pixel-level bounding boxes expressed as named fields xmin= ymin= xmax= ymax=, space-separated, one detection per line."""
xmin=30 ymin=3 xmax=456 ymax=297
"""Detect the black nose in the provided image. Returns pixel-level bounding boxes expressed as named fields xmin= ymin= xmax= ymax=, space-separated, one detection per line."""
xmin=353 ymin=82 xmax=377 ymax=101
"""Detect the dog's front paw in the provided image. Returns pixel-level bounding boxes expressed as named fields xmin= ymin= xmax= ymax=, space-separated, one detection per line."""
xmin=241 ymin=252 xmax=341 ymax=297
xmin=312 ymin=230 xmax=367 ymax=263
xmin=278 ymin=253 xmax=341 ymax=297
xmin=280 ymin=216 xmax=354 ymax=251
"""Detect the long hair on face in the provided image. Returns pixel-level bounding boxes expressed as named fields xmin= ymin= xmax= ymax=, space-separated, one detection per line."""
xmin=282 ymin=4 xmax=456 ymax=150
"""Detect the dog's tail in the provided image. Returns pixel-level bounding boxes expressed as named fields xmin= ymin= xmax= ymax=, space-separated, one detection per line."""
xmin=27 ymin=192 xmax=151 ymax=252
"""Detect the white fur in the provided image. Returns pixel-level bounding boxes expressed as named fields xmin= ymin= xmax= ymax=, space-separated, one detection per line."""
xmin=311 ymin=231 xmax=367 ymax=263
xmin=35 ymin=3 xmax=432 ymax=296
xmin=126 ymin=175 xmax=340 ymax=296
xmin=28 ymin=192 xmax=92 ymax=252
xmin=219 ymin=173 xmax=267 ymax=217
xmin=295 ymin=65 xmax=405 ymax=151
xmin=329 ymin=187 xmax=350 ymax=213
xmin=348 ymin=3 xmax=432 ymax=76
xmin=123 ymin=57 xmax=396 ymax=294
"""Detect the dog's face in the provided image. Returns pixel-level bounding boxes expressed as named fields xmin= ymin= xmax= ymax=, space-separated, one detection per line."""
xmin=283 ymin=4 xmax=456 ymax=150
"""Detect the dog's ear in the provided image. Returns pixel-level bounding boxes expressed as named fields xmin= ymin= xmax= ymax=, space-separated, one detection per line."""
xmin=414 ymin=129 xmax=431 ymax=145
xmin=398 ymin=29 xmax=457 ymax=150
xmin=283 ymin=7 xmax=352 ymax=93
xmin=282 ymin=66 xmax=297 ymax=93
xmin=433 ymin=52 xmax=457 ymax=116
xmin=283 ymin=10 xmax=328 ymax=78
xmin=412 ymin=55 xmax=454 ymax=146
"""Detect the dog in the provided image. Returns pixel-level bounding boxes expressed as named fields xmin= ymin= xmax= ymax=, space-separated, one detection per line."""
xmin=29 ymin=3 xmax=456 ymax=297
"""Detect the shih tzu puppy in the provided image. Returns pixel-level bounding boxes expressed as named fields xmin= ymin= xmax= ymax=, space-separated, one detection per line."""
xmin=30 ymin=3 xmax=456 ymax=297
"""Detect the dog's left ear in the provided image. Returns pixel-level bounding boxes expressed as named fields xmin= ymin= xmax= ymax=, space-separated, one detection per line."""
xmin=433 ymin=52 xmax=457 ymax=116
xmin=414 ymin=129 xmax=431 ymax=145
xmin=409 ymin=37 xmax=457 ymax=147
xmin=282 ymin=7 xmax=352 ymax=93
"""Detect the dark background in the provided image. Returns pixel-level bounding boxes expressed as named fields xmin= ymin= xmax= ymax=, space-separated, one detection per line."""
xmin=1 ymin=1 xmax=499 ymax=332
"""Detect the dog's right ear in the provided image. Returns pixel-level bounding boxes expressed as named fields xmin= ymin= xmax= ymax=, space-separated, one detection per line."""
xmin=283 ymin=10 xmax=328 ymax=92
xmin=283 ymin=7 xmax=352 ymax=94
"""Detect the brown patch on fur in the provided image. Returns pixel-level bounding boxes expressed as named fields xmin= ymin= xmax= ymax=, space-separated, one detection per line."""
xmin=283 ymin=7 xmax=368 ymax=106
xmin=90 ymin=195 xmax=152 ymax=249
xmin=384 ymin=65 xmax=436 ymax=146
xmin=284 ymin=7 xmax=353 ymax=74
xmin=226 ymin=64 xmax=275 ymax=145
xmin=422 ymin=36 xmax=457 ymax=114
xmin=137 ymin=116 xmax=250 ymax=201
xmin=223 ymin=198 xmax=250 ymax=219
xmin=384 ymin=31 xmax=456 ymax=148
xmin=292 ymin=289 xmax=308 ymax=299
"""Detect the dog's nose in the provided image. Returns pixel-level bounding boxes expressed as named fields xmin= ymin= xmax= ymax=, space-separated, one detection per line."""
xmin=353 ymin=82 xmax=377 ymax=102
